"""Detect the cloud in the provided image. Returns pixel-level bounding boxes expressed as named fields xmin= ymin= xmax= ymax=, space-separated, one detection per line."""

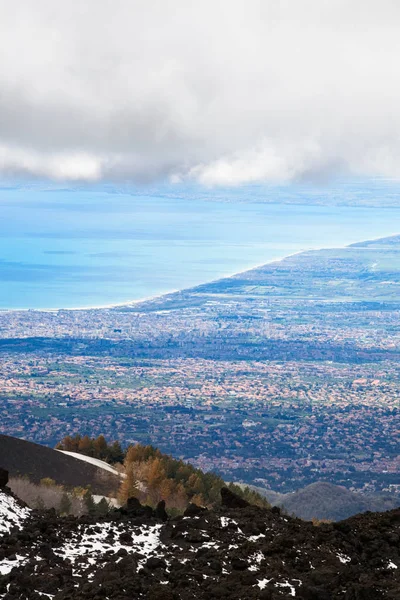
xmin=1 ymin=0 xmax=400 ymax=185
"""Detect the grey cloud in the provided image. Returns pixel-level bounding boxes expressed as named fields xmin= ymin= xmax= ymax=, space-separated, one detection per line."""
xmin=1 ymin=1 xmax=400 ymax=185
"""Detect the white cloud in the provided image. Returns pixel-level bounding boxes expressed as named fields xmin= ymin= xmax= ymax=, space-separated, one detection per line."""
xmin=1 ymin=0 xmax=400 ymax=185
xmin=0 ymin=146 xmax=102 ymax=181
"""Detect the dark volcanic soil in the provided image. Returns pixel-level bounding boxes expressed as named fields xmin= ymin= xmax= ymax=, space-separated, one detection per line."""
xmin=0 ymin=486 xmax=399 ymax=599
xmin=0 ymin=434 xmax=118 ymax=494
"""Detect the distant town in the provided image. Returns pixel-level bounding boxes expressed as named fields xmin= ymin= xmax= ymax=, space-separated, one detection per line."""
xmin=0 ymin=235 xmax=399 ymax=498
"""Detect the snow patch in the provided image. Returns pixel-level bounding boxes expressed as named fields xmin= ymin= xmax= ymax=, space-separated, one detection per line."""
xmin=220 ymin=517 xmax=238 ymax=528
xmin=0 ymin=554 xmax=28 ymax=575
xmin=201 ymin=541 xmax=220 ymax=549
xmin=276 ymin=580 xmax=297 ymax=596
xmin=248 ymin=533 xmax=265 ymax=542
xmin=0 ymin=491 xmax=30 ymax=536
xmin=258 ymin=578 xmax=272 ymax=589
xmin=57 ymin=451 xmax=121 ymax=476
xmin=248 ymin=551 xmax=264 ymax=571
xmin=53 ymin=522 xmax=165 ymax=573
xmin=337 ymin=553 xmax=351 ymax=564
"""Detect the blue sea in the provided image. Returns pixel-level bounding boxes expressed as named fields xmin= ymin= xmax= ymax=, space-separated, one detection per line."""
xmin=0 ymin=186 xmax=399 ymax=309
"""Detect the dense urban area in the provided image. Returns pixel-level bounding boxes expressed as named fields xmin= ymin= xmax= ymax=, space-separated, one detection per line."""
xmin=0 ymin=235 xmax=399 ymax=498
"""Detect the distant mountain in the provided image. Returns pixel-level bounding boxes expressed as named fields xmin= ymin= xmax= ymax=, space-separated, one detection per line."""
xmin=247 ymin=481 xmax=400 ymax=521
xmin=0 ymin=479 xmax=399 ymax=599
xmin=0 ymin=434 xmax=119 ymax=495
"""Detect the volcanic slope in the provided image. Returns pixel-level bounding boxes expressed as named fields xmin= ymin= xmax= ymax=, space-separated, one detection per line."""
xmin=0 ymin=484 xmax=399 ymax=599
xmin=0 ymin=434 xmax=119 ymax=495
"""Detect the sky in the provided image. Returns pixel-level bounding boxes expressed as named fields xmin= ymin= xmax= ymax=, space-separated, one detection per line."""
xmin=1 ymin=1 xmax=400 ymax=186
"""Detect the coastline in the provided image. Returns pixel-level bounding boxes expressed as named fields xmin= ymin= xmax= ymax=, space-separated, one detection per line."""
xmin=0 ymin=250 xmax=311 ymax=313
xmin=1 ymin=231 xmax=399 ymax=313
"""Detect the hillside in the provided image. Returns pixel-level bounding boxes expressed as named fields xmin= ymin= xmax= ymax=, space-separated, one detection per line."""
xmin=0 ymin=434 xmax=119 ymax=495
xmin=58 ymin=450 xmax=121 ymax=476
xmin=247 ymin=481 xmax=400 ymax=522
xmin=0 ymin=480 xmax=398 ymax=599
xmin=0 ymin=434 xmax=268 ymax=516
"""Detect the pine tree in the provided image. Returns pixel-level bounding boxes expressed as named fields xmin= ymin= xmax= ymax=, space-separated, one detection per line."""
xmin=109 ymin=441 xmax=124 ymax=464
xmin=78 ymin=435 xmax=93 ymax=456
xmin=83 ymin=489 xmax=96 ymax=514
xmin=95 ymin=497 xmax=109 ymax=516
xmin=118 ymin=466 xmax=138 ymax=504
xmin=188 ymin=473 xmax=205 ymax=497
xmin=146 ymin=457 xmax=166 ymax=489
xmin=93 ymin=435 xmax=108 ymax=460
xmin=59 ymin=493 xmax=72 ymax=515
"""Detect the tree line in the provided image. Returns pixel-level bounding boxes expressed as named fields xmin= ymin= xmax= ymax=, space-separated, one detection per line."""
xmin=55 ymin=434 xmax=270 ymax=512
xmin=56 ymin=434 xmax=124 ymax=463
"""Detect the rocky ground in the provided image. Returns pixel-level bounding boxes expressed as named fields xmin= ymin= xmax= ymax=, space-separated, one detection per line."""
xmin=0 ymin=471 xmax=398 ymax=599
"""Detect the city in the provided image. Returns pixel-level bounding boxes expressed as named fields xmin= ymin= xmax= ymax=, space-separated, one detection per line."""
xmin=0 ymin=236 xmax=398 ymax=497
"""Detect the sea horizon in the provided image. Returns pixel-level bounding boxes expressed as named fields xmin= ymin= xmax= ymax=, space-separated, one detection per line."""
xmin=2 ymin=229 xmax=399 ymax=313
xmin=2 ymin=187 xmax=400 ymax=310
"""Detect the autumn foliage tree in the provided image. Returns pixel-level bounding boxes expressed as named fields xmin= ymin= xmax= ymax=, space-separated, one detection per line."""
xmin=56 ymin=435 xmax=270 ymax=513
xmin=56 ymin=434 xmax=124 ymax=464
xmin=118 ymin=444 xmax=270 ymax=512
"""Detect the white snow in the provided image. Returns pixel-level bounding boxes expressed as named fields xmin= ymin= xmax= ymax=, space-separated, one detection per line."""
xmin=276 ymin=580 xmax=297 ymax=596
xmin=57 ymin=451 xmax=121 ymax=476
xmin=201 ymin=541 xmax=220 ymax=549
xmin=0 ymin=491 xmax=30 ymax=536
xmin=257 ymin=578 xmax=302 ymax=596
xmin=220 ymin=517 xmax=238 ymax=528
xmin=219 ymin=516 xmax=244 ymax=535
xmin=248 ymin=551 xmax=264 ymax=571
xmin=257 ymin=578 xmax=272 ymax=589
xmin=248 ymin=533 xmax=265 ymax=542
xmin=53 ymin=522 xmax=165 ymax=573
xmin=337 ymin=553 xmax=351 ymax=564
xmin=0 ymin=554 xmax=28 ymax=575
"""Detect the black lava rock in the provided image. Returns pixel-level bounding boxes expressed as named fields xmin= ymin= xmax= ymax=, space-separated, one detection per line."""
xmin=184 ymin=503 xmax=208 ymax=517
xmin=231 ymin=557 xmax=248 ymax=570
xmin=155 ymin=500 xmax=168 ymax=521
xmin=0 ymin=467 xmax=8 ymax=487
xmin=220 ymin=487 xmax=250 ymax=509
xmin=146 ymin=557 xmax=167 ymax=570
xmin=0 ymin=486 xmax=398 ymax=600
xmin=126 ymin=496 xmax=142 ymax=512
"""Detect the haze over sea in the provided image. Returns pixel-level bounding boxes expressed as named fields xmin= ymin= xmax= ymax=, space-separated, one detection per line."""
xmin=1 ymin=184 xmax=400 ymax=310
